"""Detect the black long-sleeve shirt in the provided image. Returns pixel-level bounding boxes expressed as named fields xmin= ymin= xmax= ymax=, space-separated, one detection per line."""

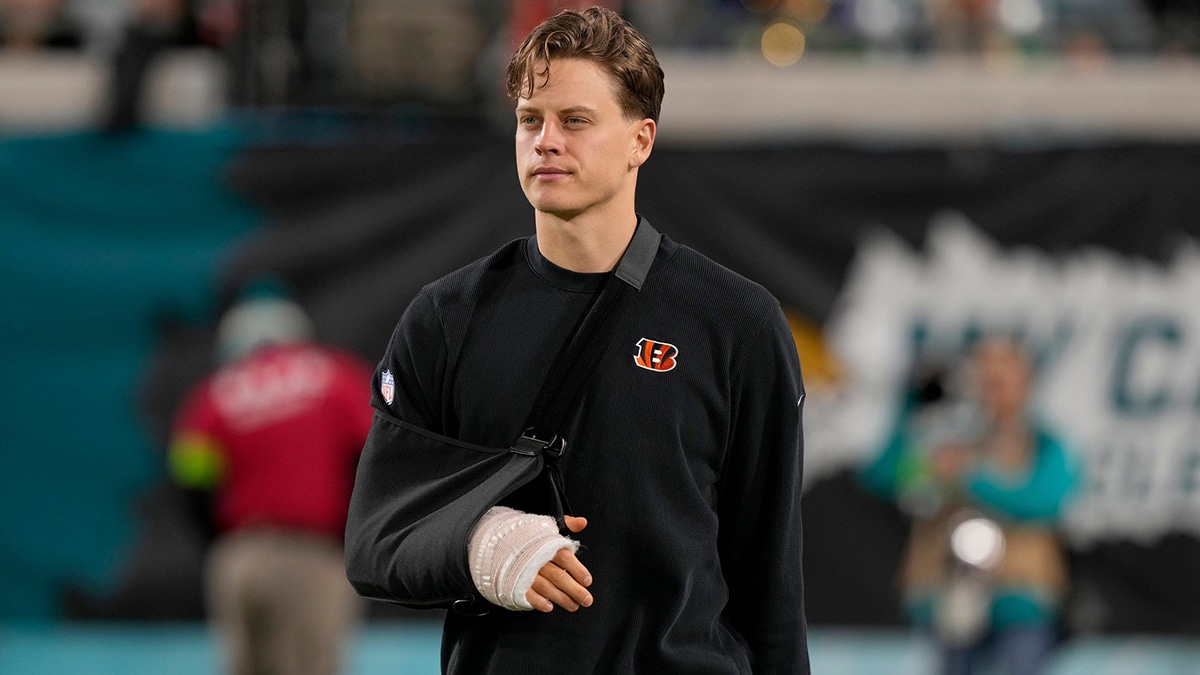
xmin=363 ymin=223 xmax=809 ymax=674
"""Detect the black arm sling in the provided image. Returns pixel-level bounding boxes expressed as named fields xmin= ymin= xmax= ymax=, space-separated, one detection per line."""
xmin=344 ymin=219 xmax=661 ymax=613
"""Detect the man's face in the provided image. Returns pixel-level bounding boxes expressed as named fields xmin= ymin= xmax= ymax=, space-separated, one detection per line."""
xmin=515 ymin=58 xmax=652 ymax=220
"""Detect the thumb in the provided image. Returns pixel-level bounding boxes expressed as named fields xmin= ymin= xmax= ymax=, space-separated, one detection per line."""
xmin=564 ymin=515 xmax=588 ymax=533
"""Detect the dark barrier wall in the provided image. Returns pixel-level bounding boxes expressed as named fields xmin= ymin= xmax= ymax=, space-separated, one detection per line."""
xmin=4 ymin=131 xmax=1200 ymax=632
xmin=222 ymin=141 xmax=1200 ymax=354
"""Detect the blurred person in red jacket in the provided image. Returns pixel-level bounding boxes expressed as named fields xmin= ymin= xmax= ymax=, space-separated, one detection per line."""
xmin=169 ymin=281 xmax=373 ymax=675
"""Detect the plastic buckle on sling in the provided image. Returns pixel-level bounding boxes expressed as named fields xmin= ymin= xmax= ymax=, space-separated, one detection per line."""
xmin=511 ymin=431 xmax=566 ymax=459
xmin=511 ymin=434 xmax=550 ymax=456
xmin=544 ymin=435 xmax=566 ymax=460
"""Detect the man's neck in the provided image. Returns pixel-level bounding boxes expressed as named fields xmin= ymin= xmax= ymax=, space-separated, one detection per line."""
xmin=535 ymin=210 xmax=639 ymax=274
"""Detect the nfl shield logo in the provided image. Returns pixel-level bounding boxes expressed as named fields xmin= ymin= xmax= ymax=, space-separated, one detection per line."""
xmin=380 ymin=370 xmax=395 ymax=405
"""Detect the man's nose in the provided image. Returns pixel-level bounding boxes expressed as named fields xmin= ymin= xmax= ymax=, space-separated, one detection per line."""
xmin=535 ymin=121 xmax=562 ymax=155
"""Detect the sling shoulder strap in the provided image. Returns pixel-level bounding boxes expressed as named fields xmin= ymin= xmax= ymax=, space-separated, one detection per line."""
xmin=522 ymin=216 xmax=661 ymax=443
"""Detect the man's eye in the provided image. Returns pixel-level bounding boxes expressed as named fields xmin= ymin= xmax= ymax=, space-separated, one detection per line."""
xmin=519 ymin=116 xmax=539 ymax=125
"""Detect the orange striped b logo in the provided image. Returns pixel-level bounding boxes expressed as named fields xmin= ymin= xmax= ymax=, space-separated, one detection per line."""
xmin=634 ymin=338 xmax=679 ymax=372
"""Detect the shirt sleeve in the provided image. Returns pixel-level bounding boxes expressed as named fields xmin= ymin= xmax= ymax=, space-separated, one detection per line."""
xmin=345 ymin=289 xmax=473 ymax=605
xmin=168 ymin=383 xmax=227 ymax=490
xmin=964 ymin=429 xmax=1081 ymax=523
xmin=717 ymin=301 xmax=810 ymax=674
xmin=370 ymin=289 xmax=449 ymax=431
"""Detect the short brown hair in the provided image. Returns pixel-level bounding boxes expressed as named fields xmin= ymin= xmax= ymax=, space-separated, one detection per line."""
xmin=506 ymin=7 xmax=664 ymax=122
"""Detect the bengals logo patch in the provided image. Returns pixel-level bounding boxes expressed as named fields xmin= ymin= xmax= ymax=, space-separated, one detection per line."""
xmin=634 ymin=338 xmax=679 ymax=372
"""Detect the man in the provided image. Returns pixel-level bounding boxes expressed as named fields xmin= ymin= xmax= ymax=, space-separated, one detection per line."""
xmin=348 ymin=7 xmax=808 ymax=673
xmin=170 ymin=285 xmax=373 ymax=675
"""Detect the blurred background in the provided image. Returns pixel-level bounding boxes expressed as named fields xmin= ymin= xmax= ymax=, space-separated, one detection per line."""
xmin=1 ymin=0 xmax=1199 ymax=673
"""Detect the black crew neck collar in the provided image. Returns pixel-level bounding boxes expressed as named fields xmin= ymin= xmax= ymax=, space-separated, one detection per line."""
xmin=524 ymin=235 xmax=610 ymax=293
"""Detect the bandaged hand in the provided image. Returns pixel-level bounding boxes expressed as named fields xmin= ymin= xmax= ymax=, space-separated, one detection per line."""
xmin=467 ymin=507 xmax=592 ymax=612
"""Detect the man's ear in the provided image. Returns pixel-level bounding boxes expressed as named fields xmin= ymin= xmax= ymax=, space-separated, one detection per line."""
xmin=630 ymin=119 xmax=656 ymax=169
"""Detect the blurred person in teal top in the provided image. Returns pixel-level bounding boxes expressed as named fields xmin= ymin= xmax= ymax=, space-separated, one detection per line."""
xmin=860 ymin=335 xmax=1082 ymax=675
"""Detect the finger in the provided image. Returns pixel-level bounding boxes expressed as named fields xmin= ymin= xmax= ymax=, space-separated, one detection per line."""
xmin=525 ymin=587 xmax=554 ymax=613
xmin=531 ymin=574 xmax=580 ymax=612
xmin=564 ymin=515 xmax=588 ymax=533
xmin=541 ymin=558 xmax=593 ymax=607
xmin=553 ymin=548 xmax=593 ymax=588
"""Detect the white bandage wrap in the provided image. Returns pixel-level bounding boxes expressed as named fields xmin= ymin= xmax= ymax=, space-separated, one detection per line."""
xmin=468 ymin=506 xmax=579 ymax=611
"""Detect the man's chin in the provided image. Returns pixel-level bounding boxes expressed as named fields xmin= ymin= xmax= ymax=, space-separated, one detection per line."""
xmin=535 ymin=208 xmax=586 ymax=221
xmin=529 ymin=199 xmax=585 ymax=221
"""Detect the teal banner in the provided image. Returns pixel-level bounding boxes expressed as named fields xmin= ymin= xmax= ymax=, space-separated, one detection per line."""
xmin=0 ymin=129 xmax=262 ymax=619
